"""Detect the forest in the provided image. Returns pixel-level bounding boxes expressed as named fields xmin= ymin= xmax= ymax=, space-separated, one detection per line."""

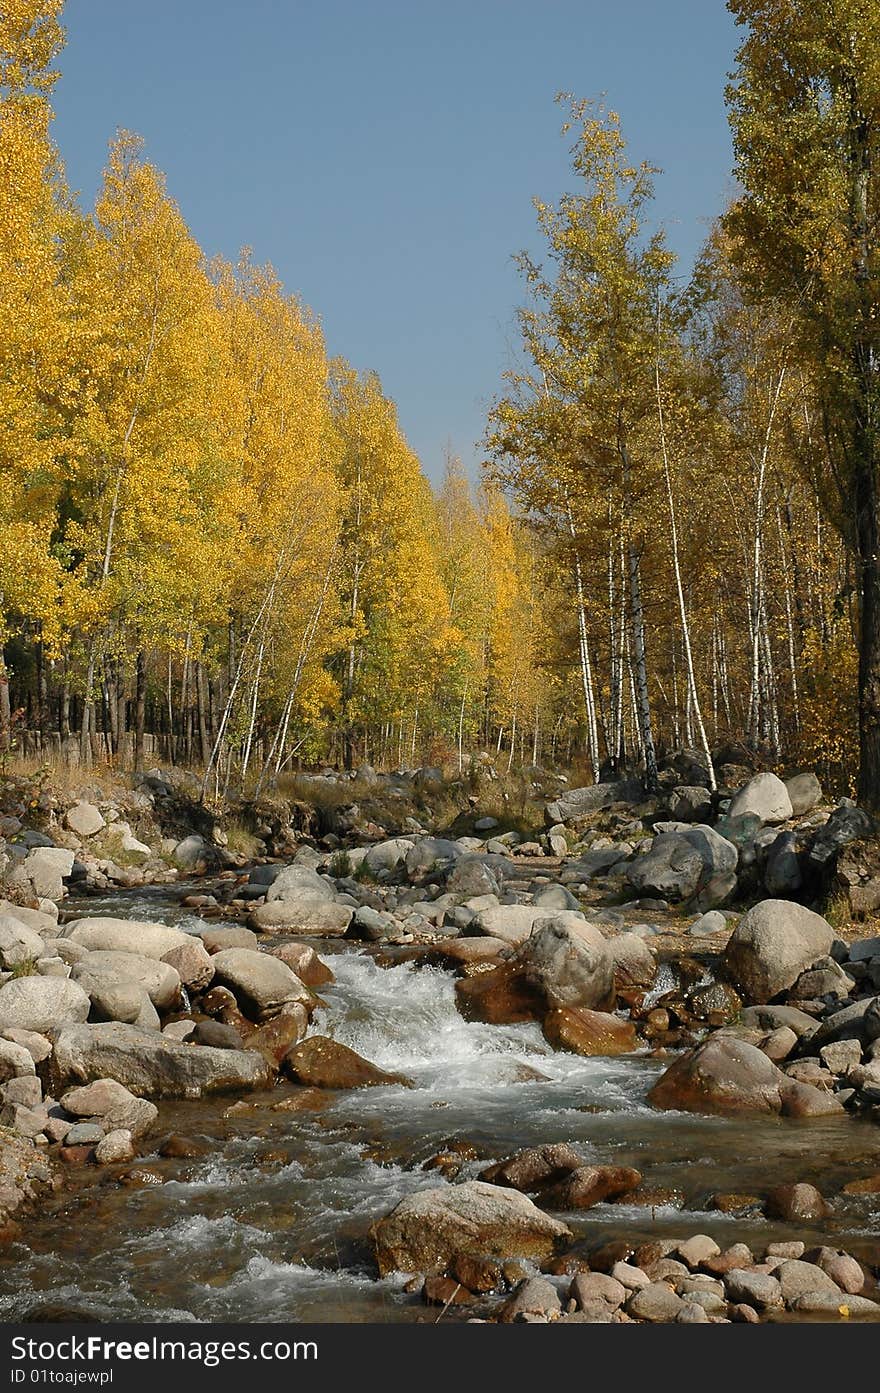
xmin=1 ymin=0 xmax=877 ymax=808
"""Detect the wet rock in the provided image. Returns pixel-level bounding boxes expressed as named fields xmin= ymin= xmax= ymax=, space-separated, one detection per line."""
xmin=371 ymin=1181 xmax=572 ymax=1276
xmin=210 ymin=948 xmax=312 ymax=1021
xmin=421 ymin=1276 xmax=473 ymax=1306
xmin=498 ymin=1277 xmax=561 ymax=1322
xmin=608 ymin=933 xmax=656 ymax=991
xmin=284 ymin=1036 xmax=413 ymax=1089
xmin=242 ymin=1004 xmax=307 ymax=1067
xmin=193 ymin=1020 xmax=242 ymax=1049
xmin=626 ymin=1283 xmax=684 ymax=1322
xmin=720 ymin=899 xmax=834 ymax=1004
xmin=780 ymin=1081 xmax=845 ymax=1118
xmin=479 ymin=1143 xmax=582 ymax=1192
xmin=61 ymin=919 xmax=191 ymax=959
xmin=48 ymin=1022 xmax=270 ymax=1098
xmin=268 ymin=943 xmax=334 ymax=988
xmin=541 ymin=1164 xmax=642 ymax=1210
xmin=687 ymin=981 xmax=742 ymax=1025
xmin=647 ymin=1035 xmax=788 ymax=1116
xmin=454 ymin=964 xmax=545 ymax=1025
xmin=542 ymin=1006 xmax=636 ymax=1056
xmin=158 ymin=1134 xmax=207 ymax=1159
xmin=764 ymin=1183 xmax=831 ymax=1223
xmin=739 ymin=1004 xmax=819 ymax=1040
xmin=0 ymin=976 xmax=91 ymax=1034
xmin=710 ymin=1193 xmax=762 ymax=1215
xmin=818 ymin=1253 xmax=865 ymax=1294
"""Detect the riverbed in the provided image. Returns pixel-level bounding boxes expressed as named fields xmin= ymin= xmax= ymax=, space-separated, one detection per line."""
xmin=1 ymin=887 xmax=879 ymax=1322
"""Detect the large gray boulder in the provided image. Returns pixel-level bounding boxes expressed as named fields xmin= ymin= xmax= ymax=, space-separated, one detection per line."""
xmin=210 ymin=948 xmax=312 ymax=1020
xmin=372 ymin=1181 xmax=572 ymax=1276
xmin=404 ymin=839 xmax=462 ymax=878
xmin=363 ymin=839 xmax=415 ymax=876
xmin=23 ymin=848 xmax=75 ymax=900
xmin=71 ymin=952 xmax=182 ymax=1011
xmin=0 ymin=976 xmax=91 ymax=1033
xmin=264 ymin=866 xmax=334 ymax=903
xmin=545 ymin=781 xmax=643 ymax=827
xmin=808 ymin=801 xmax=874 ymax=867
xmin=764 ymin=831 xmax=803 ymax=896
xmin=48 ymin=1022 xmax=271 ymax=1098
xmin=470 ymin=905 xmax=551 ymax=946
xmin=608 ymin=932 xmax=656 ymax=990
xmin=728 ymin=772 xmax=793 ymax=825
xmin=626 ymin=825 xmax=737 ymax=906
xmin=514 ymin=916 xmax=615 ymax=1010
xmin=0 ymin=901 xmax=58 ymax=936
xmin=785 ymin=773 xmax=823 ymax=817
xmin=0 ymin=916 xmax=47 ymax=969
xmin=65 ymin=802 xmax=105 ymax=838
xmin=60 ymin=918 xmax=192 ymax=958
xmin=720 ymin=899 xmax=834 ymax=1004
xmin=249 ymin=899 xmax=352 ymax=935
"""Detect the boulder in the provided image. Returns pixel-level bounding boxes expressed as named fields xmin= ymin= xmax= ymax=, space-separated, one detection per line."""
xmin=284 ymin=1036 xmax=412 ymax=1089
xmin=728 ymin=772 xmax=793 ymax=825
xmin=0 ymin=916 xmax=47 ymax=969
xmin=446 ymin=857 xmax=502 ymax=898
xmin=268 ymin=942 xmax=334 ymax=988
xmin=160 ymin=940 xmax=214 ymax=992
xmin=23 ymin=848 xmax=75 ymax=900
xmin=0 ymin=901 xmax=58 ymax=937
xmin=498 ymin=1277 xmax=561 ymax=1322
xmin=173 ymin=835 xmax=207 ymax=870
xmin=774 ymin=1260 xmax=840 ymax=1302
xmin=785 ymin=773 xmax=823 ymax=817
xmin=626 ymin=1283 xmax=685 ymax=1322
xmin=626 ymin=826 xmax=737 ymax=906
xmin=720 ymin=899 xmax=834 ymax=1004
xmin=542 ymin=1006 xmax=636 ymax=1056
xmin=764 ymin=832 xmax=803 ymax=897
xmin=48 ymin=1022 xmax=270 ymax=1098
xmin=541 ymin=1164 xmax=642 ymax=1209
xmin=371 ymin=1181 xmax=572 ymax=1276
xmin=647 ymin=1035 xmax=790 ymax=1117
xmin=808 ymin=801 xmax=873 ymax=867
xmin=608 ymin=932 xmax=656 ymax=990
xmin=249 ymin=900 xmax=352 ymax=935
xmin=764 ymin=1183 xmax=831 ymax=1222
xmin=0 ymin=1039 xmax=36 ymax=1081
xmin=668 ymin=786 xmax=712 ymax=823
xmin=404 ymin=839 xmax=461 ymax=877
xmin=65 ymin=802 xmax=105 ymax=838
xmin=244 ymin=1007 xmax=308 ymax=1068
xmin=454 ymin=964 xmax=545 ymax=1025
xmin=362 ymin=839 xmax=415 ymax=876
xmin=545 ymin=782 xmax=643 ymax=827
xmin=95 ymin=1129 xmax=135 ymax=1164
xmin=479 ymin=1143 xmax=582 ymax=1193
xmin=264 ymin=865 xmax=334 ymax=903
xmin=725 ymin=1269 xmax=783 ymax=1310
xmin=72 ymin=952 xmax=182 ymax=1011
xmin=0 ymin=976 xmax=91 ymax=1033
xmin=210 ymin=948 xmax=312 ymax=1021
xmin=60 ymin=919 xmax=191 ymax=959
xmin=514 ymin=915 xmax=614 ymax=1011
xmin=469 ymin=905 xmax=549 ymax=947
xmin=200 ymin=926 xmax=260 ymax=953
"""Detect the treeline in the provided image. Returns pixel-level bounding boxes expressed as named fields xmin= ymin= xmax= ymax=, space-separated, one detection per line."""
xmin=0 ymin=3 xmax=873 ymax=801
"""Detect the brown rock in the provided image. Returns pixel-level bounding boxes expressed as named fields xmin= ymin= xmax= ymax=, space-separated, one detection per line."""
xmin=479 ymin=1143 xmax=582 ymax=1193
xmin=244 ymin=1006 xmax=308 ymax=1068
xmin=451 ymin=1254 xmax=503 ymax=1293
xmin=703 ymin=1244 xmax=755 ymax=1276
xmin=647 ymin=1035 xmax=788 ymax=1117
xmin=454 ymin=964 xmax=546 ymax=1024
xmin=542 ymin=1006 xmax=636 ymax=1057
xmin=284 ymin=1036 xmax=413 ymax=1089
xmin=268 ymin=942 xmax=334 ymax=988
xmin=541 ymin=1164 xmax=642 ymax=1210
xmin=764 ymin=1183 xmax=831 ymax=1222
xmin=158 ymin=1134 xmax=207 ymax=1159
xmin=421 ymin=1276 xmax=473 ymax=1306
xmin=842 ymin=1174 xmax=880 ymax=1195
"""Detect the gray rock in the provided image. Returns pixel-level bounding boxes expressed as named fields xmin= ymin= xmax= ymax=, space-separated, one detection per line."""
xmin=65 ymin=802 xmax=105 ymax=838
xmin=724 ymin=1269 xmax=783 ymax=1309
xmin=23 ymin=848 xmax=75 ymax=900
xmin=785 ymin=773 xmax=823 ymax=816
xmin=0 ymin=976 xmax=91 ymax=1033
xmin=499 ymin=1277 xmax=561 ymax=1322
xmin=72 ymin=952 xmax=182 ymax=1011
xmin=720 ymin=899 xmax=834 ymax=1004
xmin=64 ymin=1122 xmax=103 ymax=1146
xmin=264 ymin=865 xmax=335 ymax=903
xmin=774 ymin=1260 xmax=840 ymax=1303
xmin=608 ymin=932 xmax=656 ymax=990
xmin=363 ymin=839 xmax=415 ymax=876
xmin=371 ymin=1181 xmax=572 ymax=1276
xmin=173 ymin=835 xmax=207 ymax=870
xmin=95 ymin=1129 xmax=134 ymax=1164
xmin=404 ymin=839 xmax=461 ymax=877
xmin=668 ymin=786 xmax=713 ymax=822
xmin=60 ymin=918 xmax=192 ymax=958
xmin=0 ymin=916 xmax=46 ymax=969
xmin=0 ymin=1040 xmax=36 ymax=1081
xmin=210 ymin=948 xmax=312 ymax=1021
xmin=514 ymin=915 xmax=614 ymax=1010
xmin=788 ymin=1291 xmax=879 ymax=1315
xmin=689 ymin=910 xmax=728 ymax=937
xmin=446 ymin=856 xmax=502 ymax=898
xmin=728 ymin=773 xmax=793 ymax=825
xmin=764 ymin=832 xmax=803 ymax=896
xmin=532 ymin=884 xmax=579 ymax=911
xmin=626 ymin=1283 xmax=685 ymax=1322
xmin=48 ymin=1022 xmax=271 ymax=1098
xmin=626 ymin=825 xmax=737 ymax=906
xmin=249 ymin=899 xmax=352 ymax=935
xmin=545 ymin=782 xmax=643 ymax=826
xmin=809 ymin=801 xmax=873 ymax=867
xmin=470 ymin=905 xmax=550 ymax=946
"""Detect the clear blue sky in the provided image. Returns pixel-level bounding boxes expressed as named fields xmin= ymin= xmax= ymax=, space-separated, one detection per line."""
xmin=54 ymin=1 xmax=739 ymax=482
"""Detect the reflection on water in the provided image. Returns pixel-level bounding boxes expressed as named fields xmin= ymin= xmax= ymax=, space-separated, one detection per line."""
xmin=0 ymin=889 xmax=877 ymax=1321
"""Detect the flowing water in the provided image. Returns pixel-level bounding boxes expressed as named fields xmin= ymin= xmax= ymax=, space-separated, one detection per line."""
xmin=1 ymin=887 xmax=879 ymax=1322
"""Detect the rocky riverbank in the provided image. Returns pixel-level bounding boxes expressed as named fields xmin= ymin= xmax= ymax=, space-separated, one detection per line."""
xmin=1 ymin=754 xmax=880 ymax=1322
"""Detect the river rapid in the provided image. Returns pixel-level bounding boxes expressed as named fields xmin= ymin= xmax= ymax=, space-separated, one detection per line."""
xmin=0 ymin=887 xmax=879 ymax=1323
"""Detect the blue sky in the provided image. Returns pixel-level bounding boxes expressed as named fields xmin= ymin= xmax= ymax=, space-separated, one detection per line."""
xmin=54 ymin=1 xmax=740 ymax=481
